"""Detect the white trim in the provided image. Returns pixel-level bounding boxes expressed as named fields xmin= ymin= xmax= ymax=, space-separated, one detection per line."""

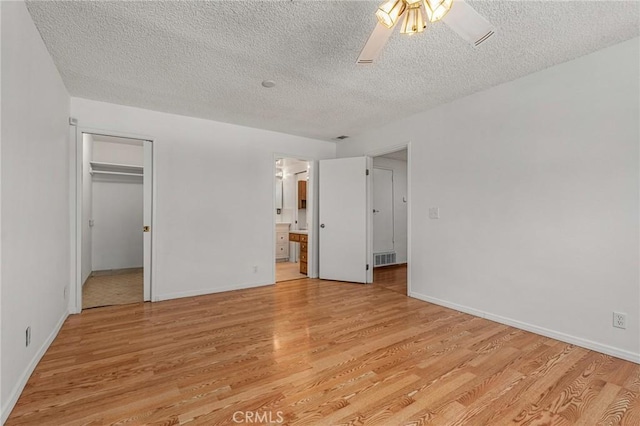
xmin=156 ymin=281 xmax=274 ymax=302
xmin=365 ymin=143 xmax=411 ymax=159
xmin=406 ymin=143 xmax=412 ymax=296
xmin=366 ymin=156 xmax=374 ymax=283
xmin=72 ymin=127 xmax=81 ymax=313
xmin=371 ymin=166 xmax=396 ymax=254
xmin=0 ymin=6 xmax=3 ymax=417
xmin=307 ymin=160 xmax=318 ymax=279
xmin=142 ymin=140 xmax=153 ymax=302
xmin=271 ymin=155 xmax=278 ymax=284
xmin=409 ymin=291 xmax=640 ymax=364
xmin=151 ymin=138 xmax=158 ymax=303
xmin=1 ymin=310 xmax=69 ymax=423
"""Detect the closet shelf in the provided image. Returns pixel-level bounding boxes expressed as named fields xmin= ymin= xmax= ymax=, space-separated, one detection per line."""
xmin=90 ymin=161 xmax=143 ymax=177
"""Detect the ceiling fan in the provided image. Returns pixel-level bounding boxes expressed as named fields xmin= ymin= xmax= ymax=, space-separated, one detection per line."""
xmin=357 ymin=0 xmax=495 ymax=64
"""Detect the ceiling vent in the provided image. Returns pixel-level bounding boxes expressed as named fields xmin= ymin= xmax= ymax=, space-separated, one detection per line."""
xmin=335 ymin=135 xmax=349 ymax=140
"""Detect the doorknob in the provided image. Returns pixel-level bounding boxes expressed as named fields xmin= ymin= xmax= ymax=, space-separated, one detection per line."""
xmin=320 ymin=224 xmax=325 ymax=228
xmin=373 ymin=209 xmax=379 ymax=213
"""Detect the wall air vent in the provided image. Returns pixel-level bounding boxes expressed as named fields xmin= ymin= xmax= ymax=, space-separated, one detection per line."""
xmin=374 ymin=252 xmax=396 ymax=267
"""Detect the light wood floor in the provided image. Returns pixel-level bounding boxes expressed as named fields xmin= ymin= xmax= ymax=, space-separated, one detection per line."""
xmin=7 ymin=272 xmax=640 ymax=425
xmin=82 ymin=269 xmax=143 ymax=309
xmin=276 ymin=261 xmax=307 ymax=282
xmin=373 ymin=264 xmax=408 ymax=295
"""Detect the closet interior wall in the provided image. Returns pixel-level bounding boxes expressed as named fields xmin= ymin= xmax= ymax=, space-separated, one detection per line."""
xmin=83 ymin=136 xmax=144 ymax=276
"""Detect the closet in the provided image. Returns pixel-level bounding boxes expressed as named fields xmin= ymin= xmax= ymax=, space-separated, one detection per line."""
xmin=81 ymin=134 xmax=145 ymax=309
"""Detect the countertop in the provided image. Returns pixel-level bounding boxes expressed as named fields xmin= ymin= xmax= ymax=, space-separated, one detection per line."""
xmin=289 ymin=230 xmax=308 ymax=235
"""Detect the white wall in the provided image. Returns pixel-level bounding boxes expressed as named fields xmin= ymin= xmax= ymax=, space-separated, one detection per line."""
xmin=0 ymin=3 xmax=4 ymax=415
xmin=338 ymin=38 xmax=640 ymax=362
xmin=71 ymin=98 xmax=336 ymax=302
xmin=91 ymin=179 xmax=143 ymax=270
xmin=372 ymin=157 xmax=408 ymax=264
xmin=93 ymin=140 xmax=144 ymax=166
xmin=1 ymin=1 xmax=70 ymax=421
xmin=81 ymin=134 xmax=93 ymax=284
xmin=91 ymin=140 xmax=144 ymax=271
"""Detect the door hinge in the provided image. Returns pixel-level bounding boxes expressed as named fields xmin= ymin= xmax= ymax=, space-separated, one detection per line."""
xmin=366 ymin=169 xmax=369 ymax=176
xmin=69 ymin=117 xmax=78 ymax=126
xmin=366 ymin=264 xmax=370 ymax=270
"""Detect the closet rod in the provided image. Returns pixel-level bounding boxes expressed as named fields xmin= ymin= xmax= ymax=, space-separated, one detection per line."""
xmin=90 ymin=170 xmax=143 ymax=177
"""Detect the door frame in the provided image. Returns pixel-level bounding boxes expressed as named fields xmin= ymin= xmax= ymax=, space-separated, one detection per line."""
xmin=372 ymin=166 xmax=395 ymax=254
xmin=69 ymin=126 xmax=156 ymax=314
xmin=366 ymin=142 xmax=411 ymax=294
xmin=272 ymin=153 xmax=317 ymax=282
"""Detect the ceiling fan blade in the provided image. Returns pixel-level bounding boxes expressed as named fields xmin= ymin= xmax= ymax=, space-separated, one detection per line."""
xmin=442 ymin=0 xmax=495 ymax=47
xmin=356 ymin=22 xmax=395 ymax=64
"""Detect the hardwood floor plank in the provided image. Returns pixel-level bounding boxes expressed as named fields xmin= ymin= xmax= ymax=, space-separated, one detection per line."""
xmin=619 ymin=389 xmax=640 ymax=426
xmin=6 ymin=266 xmax=640 ymax=425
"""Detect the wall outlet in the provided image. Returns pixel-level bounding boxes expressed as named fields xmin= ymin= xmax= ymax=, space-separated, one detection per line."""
xmin=613 ymin=312 xmax=626 ymax=329
xmin=253 ymin=265 xmax=258 ymax=273
xmin=63 ymin=285 xmax=68 ymax=300
xmin=428 ymin=207 xmax=440 ymax=219
xmin=26 ymin=326 xmax=31 ymax=347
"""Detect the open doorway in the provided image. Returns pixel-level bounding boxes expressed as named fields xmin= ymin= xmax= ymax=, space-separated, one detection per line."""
xmin=78 ymin=133 xmax=152 ymax=309
xmin=372 ymin=148 xmax=408 ymax=294
xmin=275 ymin=157 xmax=311 ymax=282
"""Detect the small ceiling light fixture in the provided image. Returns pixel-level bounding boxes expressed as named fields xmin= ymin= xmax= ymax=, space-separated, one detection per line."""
xmin=335 ymin=135 xmax=349 ymax=140
xmin=261 ymin=80 xmax=276 ymax=88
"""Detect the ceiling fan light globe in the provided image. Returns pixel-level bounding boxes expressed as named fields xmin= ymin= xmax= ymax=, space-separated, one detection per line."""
xmin=423 ymin=0 xmax=453 ymax=23
xmin=400 ymin=4 xmax=426 ymax=35
xmin=376 ymin=0 xmax=406 ymax=29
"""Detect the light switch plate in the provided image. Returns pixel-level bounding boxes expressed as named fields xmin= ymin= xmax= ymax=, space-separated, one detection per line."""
xmin=429 ymin=207 xmax=440 ymax=219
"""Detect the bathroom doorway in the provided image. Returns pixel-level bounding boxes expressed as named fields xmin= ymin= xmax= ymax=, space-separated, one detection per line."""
xmin=275 ymin=157 xmax=313 ymax=282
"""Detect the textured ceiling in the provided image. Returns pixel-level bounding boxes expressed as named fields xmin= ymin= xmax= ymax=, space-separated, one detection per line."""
xmin=26 ymin=1 xmax=639 ymax=141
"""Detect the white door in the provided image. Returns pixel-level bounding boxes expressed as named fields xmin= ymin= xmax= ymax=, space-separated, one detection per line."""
xmin=319 ymin=157 xmax=372 ymax=283
xmin=143 ymin=141 xmax=153 ymax=301
xmin=373 ymin=168 xmax=394 ymax=253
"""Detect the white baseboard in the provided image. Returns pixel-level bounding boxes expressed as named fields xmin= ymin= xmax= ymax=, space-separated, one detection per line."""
xmin=155 ymin=280 xmax=274 ymax=302
xmin=409 ymin=291 xmax=640 ymax=364
xmin=1 ymin=310 xmax=69 ymax=423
